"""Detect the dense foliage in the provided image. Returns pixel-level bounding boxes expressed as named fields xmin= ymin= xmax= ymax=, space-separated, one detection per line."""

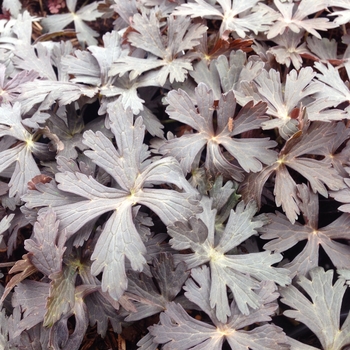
xmin=1 ymin=0 xmax=350 ymax=349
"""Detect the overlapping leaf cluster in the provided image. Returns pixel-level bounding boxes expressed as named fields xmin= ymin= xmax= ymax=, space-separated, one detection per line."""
xmin=1 ymin=0 xmax=350 ymax=349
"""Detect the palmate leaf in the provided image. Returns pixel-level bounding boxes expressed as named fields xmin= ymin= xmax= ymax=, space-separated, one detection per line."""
xmin=40 ymin=0 xmax=103 ymax=46
xmin=23 ymin=101 xmax=201 ymax=301
xmin=281 ymin=267 xmax=350 ymax=350
xmin=247 ymin=64 xmax=347 ymax=130
xmin=268 ymin=31 xmax=309 ymax=70
xmin=44 ymin=106 xmax=89 ymax=160
xmin=126 ymin=253 xmax=189 ymax=322
xmin=168 ymin=197 xmax=290 ymax=322
xmin=240 ymin=120 xmax=346 ymax=223
xmin=159 ymin=83 xmax=277 ymax=182
xmin=174 ymin=0 xmax=277 ymax=38
xmin=150 ymin=265 xmax=288 ymax=350
xmin=62 ymin=31 xmax=160 ymax=118
xmin=0 ymin=103 xmax=43 ymax=202
xmin=251 ymin=67 xmax=321 ymax=139
xmin=109 ymin=11 xmax=207 ymax=86
xmin=260 ymin=184 xmax=350 ymax=277
xmin=12 ymin=19 xmax=99 ymax=123
xmin=267 ymin=0 xmax=337 ymax=39
xmin=189 ymin=38 xmax=259 ymax=102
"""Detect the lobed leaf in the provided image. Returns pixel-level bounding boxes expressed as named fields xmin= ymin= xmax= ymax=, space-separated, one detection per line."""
xmin=281 ymin=267 xmax=350 ymax=350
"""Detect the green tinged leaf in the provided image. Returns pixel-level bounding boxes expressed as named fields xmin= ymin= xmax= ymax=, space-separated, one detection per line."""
xmin=44 ymin=264 xmax=77 ymax=327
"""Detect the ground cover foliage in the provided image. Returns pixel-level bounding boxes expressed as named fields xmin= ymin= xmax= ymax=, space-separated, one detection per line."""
xmin=1 ymin=0 xmax=350 ymax=349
